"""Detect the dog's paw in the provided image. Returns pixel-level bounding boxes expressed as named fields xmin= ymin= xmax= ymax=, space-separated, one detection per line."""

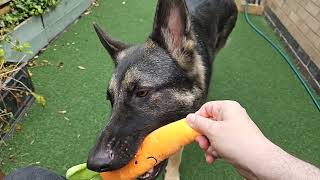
xmin=164 ymin=172 xmax=180 ymax=180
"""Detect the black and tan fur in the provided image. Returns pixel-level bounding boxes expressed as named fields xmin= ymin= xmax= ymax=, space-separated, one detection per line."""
xmin=87 ymin=0 xmax=237 ymax=179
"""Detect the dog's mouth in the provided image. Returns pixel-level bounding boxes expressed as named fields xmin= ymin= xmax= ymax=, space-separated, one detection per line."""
xmin=137 ymin=160 xmax=167 ymax=180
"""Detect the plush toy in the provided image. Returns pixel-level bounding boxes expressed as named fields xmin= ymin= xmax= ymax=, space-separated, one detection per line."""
xmin=67 ymin=119 xmax=200 ymax=180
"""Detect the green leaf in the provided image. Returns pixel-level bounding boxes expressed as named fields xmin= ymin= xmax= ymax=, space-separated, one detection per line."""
xmin=25 ymin=50 xmax=33 ymax=54
xmin=66 ymin=163 xmax=102 ymax=180
xmin=11 ymin=45 xmax=23 ymax=52
xmin=3 ymin=124 xmax=11 ymax=133
xmin=0 ymin=48 xmax=4 ymax=57
xmin=15 ymin=40 xmax=20 ymax=46
xmin=0 ymin=48 xmax=5 ymax=64
xmin=31 ymin=92 xmax=46 ymax=107
xmin=9 ymin=112 xmax=13 ymax=118
xmin=1 ymin=0 xmax=62 ymax=32
xmin=22 ymin=42 xmax=31 ymax=48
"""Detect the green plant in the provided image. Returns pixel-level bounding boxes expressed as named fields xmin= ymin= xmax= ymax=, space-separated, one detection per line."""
xmin=0 ymin=0 xmax=61 ymax=34
xmin=1 ymin=37 xmax=45 ymax=144
xmin=0 ymin=37 xmax=45 ymax=105
xmin=0 ymin=109 xmax=13 ymax=140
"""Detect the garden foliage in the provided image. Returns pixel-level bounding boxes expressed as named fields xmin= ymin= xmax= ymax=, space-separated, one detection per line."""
xmin=0 ymin=0 xmax=61 ymax=32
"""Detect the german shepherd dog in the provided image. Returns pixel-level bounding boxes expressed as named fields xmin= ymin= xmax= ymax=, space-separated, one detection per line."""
xmin=87 ymin=0 xmax=237 ymax=179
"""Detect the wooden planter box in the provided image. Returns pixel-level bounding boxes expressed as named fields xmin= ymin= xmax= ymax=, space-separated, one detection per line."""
xmin=1 ymin=0 xmax=91 ymax=63
xmin=236 ymin=0 xmax=265 ymax=16
xmin=43 ymin=0 xmax=91 ymax=41
xmin=0 ymin=0 xmax=11 ymax=16
xmin=2 ymin=16 xmax=48 ymax=63
xmin=0 ymin=0 xmax=11 ymax=5
xmin=0 ymin=63 xmax=35 ymax=143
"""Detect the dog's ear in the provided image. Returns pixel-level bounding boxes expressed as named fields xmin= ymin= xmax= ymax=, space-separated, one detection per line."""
xmin=93 ymin=23 xmax=129 ymax=65
xmin=150 ymin=0 xmax=193 ymax=55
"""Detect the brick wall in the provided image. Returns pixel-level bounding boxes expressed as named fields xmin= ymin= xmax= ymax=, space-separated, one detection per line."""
xmin=267 ymin=0 xmax=320 ymax=68
xmin=265 ymin=0 xmax=320 ymax=94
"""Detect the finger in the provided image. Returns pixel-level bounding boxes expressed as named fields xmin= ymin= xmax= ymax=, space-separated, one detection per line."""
xmin=195 ymin=101 xmax=225 ymax=119
xmin=207 ymin=150 xmax=219 ymax=159
xmin=186 ymin=114 xmax=220 ymax=135
xmin=205 ymin=154 xmax=215 ymax=164
xmin=206 ymin=146 xmax=214 ymax=153
xmin=196 ymin=136 xmax=210 ymax=150
xmin=206 ymin=146 xmax=219 ymax=157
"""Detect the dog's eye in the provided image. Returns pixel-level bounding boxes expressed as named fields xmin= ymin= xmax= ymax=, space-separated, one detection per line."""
xmin=136 ymin=90 xmax=149 ymax=97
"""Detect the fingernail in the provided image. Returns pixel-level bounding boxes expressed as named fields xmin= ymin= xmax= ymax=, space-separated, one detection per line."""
xmin=186 ymin=114 xmax=196 ymax=126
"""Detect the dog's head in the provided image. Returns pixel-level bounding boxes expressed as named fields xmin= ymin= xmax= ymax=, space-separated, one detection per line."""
xmin=87 ymin=0 xmax=208 ymax=178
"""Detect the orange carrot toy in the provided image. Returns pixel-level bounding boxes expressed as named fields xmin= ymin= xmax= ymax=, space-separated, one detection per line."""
xmin=100 ymin=118 xmax=200 ymax=180
xmin=66 ymin=118 xmax=200 ymax=180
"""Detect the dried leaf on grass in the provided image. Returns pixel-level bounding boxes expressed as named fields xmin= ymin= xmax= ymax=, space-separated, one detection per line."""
xmin=42 ymin=60 xmax=49 ymax=65
xmin=28 ymin=70 xmax=33 ymax=77
xmin=78 ymin=66 xmax=86 ymax=70
xmin=84 ymin=10 xmax=91 ymax=15
xmin=58 ymin=110 xmax=67 ymax=114
xmin=28 ymin=59 xmax=52 ymax=68
xmin=31 ymin=93 xmax=46 ymax=107
xmin=15 ymin=124 xmax=22 ymax=132
xmin=57 ymin=62 xmax=64 ymax=69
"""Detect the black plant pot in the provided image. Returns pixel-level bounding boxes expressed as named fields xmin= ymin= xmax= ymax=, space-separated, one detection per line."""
xmin=0 ymin=62 xmax=35 ymax=143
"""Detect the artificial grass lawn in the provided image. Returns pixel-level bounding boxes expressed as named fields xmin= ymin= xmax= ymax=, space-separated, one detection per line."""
xmin=1 ymin=0 xmax=319 ymax=179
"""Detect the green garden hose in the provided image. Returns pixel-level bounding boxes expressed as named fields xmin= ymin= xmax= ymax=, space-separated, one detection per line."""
xmin=244 ymin=0 xmax=320 ymax=112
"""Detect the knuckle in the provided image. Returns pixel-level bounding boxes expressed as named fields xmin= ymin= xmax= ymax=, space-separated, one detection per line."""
xmin=241 ymin=107 xmax=247 ymax=113
xmin=203 ymin=101 xmax=214 ymax=108
xmin=225 ymin=100 xmax=241 ymax=107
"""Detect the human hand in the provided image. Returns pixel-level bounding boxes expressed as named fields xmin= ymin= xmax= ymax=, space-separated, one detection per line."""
xmin=186 ymin=101 xmax=274 ymax=179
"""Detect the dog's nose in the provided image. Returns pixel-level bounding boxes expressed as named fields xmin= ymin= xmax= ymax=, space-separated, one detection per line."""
xmin=87 ymin=150 xmax=115 ymax=172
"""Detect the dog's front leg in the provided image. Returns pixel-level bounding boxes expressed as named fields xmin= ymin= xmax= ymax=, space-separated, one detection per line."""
xmin=164 ymin=148 xmax=183 ymax=180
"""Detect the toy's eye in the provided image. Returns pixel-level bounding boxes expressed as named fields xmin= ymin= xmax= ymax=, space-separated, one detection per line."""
xmin=136 ymin=90 xmax=149 ymax=97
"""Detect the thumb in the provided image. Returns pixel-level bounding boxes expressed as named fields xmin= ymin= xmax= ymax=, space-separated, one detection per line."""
xmin=186 ymin=114 xmax=219 ymax=135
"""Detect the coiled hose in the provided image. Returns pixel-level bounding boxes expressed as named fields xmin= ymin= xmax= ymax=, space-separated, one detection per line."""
xmin=244 ymin=0 xmax=320 ymax=112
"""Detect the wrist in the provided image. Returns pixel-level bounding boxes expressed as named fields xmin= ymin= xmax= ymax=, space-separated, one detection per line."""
xmin=244 ymin=138 xmax=288 ymax=180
